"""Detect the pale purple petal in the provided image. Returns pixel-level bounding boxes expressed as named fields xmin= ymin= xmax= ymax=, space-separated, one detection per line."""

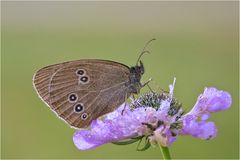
xmin=189 ymin=88 xmax=232 ymax=116
xmin=73 ymin=130 xmax=103 ymax=150
xmin=73 ymin=103 xmax=158 ymax=150
xmin=204 ymin=88 xmax=232 ymax=112
xmin=201 ymin=113 xmax=210 ymax=121
xmin=153 ymin=126 xmax=177 ymax=146
xmin=169 ymin=77 xmax=176 ymax=98
xmin=181 ymin=115 xmax=217 ymax=140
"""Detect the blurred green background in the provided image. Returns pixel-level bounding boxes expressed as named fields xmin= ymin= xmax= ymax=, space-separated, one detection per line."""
xmin=1 ymin=1 xmax=239 ymax=159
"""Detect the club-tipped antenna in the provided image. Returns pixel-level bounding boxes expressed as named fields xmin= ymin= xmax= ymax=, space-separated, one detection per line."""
xmin=136 ymin=38 xmax=156 ymax=65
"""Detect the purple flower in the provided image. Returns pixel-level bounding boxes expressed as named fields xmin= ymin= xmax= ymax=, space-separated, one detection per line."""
xmin=73 ymin=79 xmax=232 ymax=150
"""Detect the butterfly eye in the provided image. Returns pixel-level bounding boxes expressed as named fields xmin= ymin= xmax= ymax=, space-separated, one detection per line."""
xmin=74 ymin=103 xmax=84 ymax=113
xmin=80 ymin=76 xmax=89 ymax=83
xmin=81 ymin=113 xmax=88 ymax=120
xmin=140 ymin=67 xmax=144 ymax=74
xmin=76 ymin=69 xmax=85 ymax=76
xmin=68 ymin=93 xmax=78 ymax=103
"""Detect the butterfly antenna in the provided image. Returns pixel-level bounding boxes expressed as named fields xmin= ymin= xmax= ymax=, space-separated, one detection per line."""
xmin=136 ymin=38 xmax=156 ymax=65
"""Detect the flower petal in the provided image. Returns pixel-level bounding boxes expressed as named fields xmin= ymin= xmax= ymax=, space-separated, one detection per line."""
xmin=189 ymin=87 xmax=232 ymax=116
xmin=73 ymin=103 xmax=149 ymax=150
xmin=203 ymin=88 xmax=232 ymax=112
xmin=150 ymin=126 xmax=177 ymax=147
xmin=181 ymin=115 xmax=217 ymax=140
xmin=73 ymin=130 xmax=103 ymax=150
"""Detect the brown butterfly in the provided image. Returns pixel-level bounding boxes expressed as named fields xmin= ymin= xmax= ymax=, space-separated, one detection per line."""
xmin=33 ymin=39 xmax=155 ymax=129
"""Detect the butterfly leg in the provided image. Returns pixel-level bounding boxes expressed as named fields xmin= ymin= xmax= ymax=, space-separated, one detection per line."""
xmin=141 ymin=78 xmax=152 ymax=87
xmin=131 ymin=94 xmax=136 ymax=100
xmin=130 ymin=94 xmax=140 ymax=109
xmin=121 ymin=104 xmax=127 ymax=115
xmin=141 ymin=78 xmax=155 ymax=93
xmin=121 ymin=93 xmax=131 ymax=115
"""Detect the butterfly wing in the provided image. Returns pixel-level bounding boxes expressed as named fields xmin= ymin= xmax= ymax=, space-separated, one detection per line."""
xmin=33 ymin=60 xmax=131 ymax=129
xmin=33 ymin=63 xmax=63 ymax=105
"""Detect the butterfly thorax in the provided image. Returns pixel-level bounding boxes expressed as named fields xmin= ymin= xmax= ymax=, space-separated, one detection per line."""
xmin=128 ymin=61 xmax=144 ymax=94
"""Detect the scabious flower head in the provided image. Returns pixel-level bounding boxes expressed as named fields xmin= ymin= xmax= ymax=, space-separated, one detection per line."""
xmin=73 ymin=78 xmax=232 ymax=150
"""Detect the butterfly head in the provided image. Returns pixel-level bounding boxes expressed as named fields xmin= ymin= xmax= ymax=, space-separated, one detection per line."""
xmin=130 ymin=60 xmax=144 ymax=76
xmin=129 ymin=61 xmax=145 ymax=94
xmin=136 ymin=60 xmax=144 ymax=75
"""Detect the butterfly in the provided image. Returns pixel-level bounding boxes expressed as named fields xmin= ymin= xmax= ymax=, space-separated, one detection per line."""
xmin=33 ymin=39 xmax=155 ymax=129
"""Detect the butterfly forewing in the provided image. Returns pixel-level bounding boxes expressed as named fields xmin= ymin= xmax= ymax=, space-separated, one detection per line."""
xmin=33 ymin=60 xmax=131 ymax=128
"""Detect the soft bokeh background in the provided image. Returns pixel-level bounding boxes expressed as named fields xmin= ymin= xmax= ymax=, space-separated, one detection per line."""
xmin=1 ymin=1 xmax=239 ymax=159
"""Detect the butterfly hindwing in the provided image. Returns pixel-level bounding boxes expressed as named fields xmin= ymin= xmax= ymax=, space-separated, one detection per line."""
xmin=33 ymin=63 xmax=64 ymax=105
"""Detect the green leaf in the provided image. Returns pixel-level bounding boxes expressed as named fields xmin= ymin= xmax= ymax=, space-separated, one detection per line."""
xmin=131 ymin=135 xmax=144 ymax=140
xmin=112 ymin=138 xmax=141 ymax=145
xmin=136 ymin=137 xmax=143 ymax=148
xmin=136 ymin=138 xmax=151 ymax=151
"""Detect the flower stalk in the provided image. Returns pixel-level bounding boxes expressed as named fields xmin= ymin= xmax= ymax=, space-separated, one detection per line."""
xmin=159 ymin=144 xmax=171 ymax=160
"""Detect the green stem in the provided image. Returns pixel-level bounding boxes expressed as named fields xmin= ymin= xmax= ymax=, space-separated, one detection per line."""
xmin=158 ymin=144 xmax=171 ymax=160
